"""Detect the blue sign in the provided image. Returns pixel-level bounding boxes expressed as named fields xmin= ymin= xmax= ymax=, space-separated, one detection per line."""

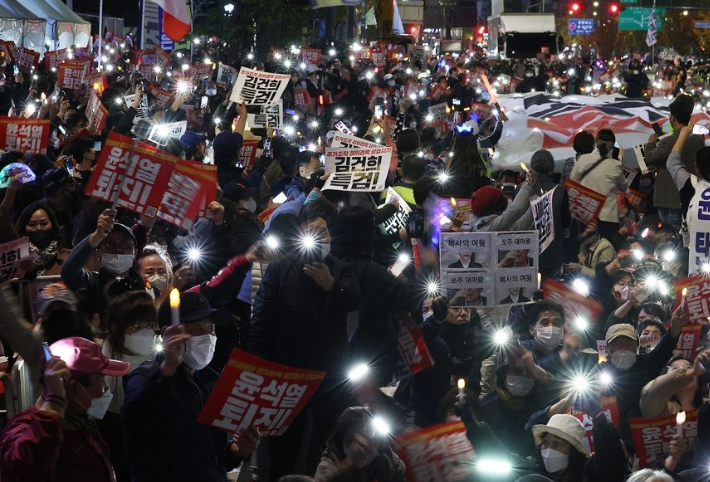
xmin=696 ymin=21 xmax=710 ymax=29
xmin=568 ymin=18 xmax=594 ymax=35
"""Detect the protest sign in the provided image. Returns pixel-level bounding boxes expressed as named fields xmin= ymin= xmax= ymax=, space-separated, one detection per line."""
xmin=426 ymin=102 xmax=449 ymax=134
xmin=378 ymin=187 xmax=412 ymax=237
xmin=157 ymin=159 xmax=218 ymax=229
xmin=633 ymin=144 xmax=656 ymax=175
xmin=672 ymin=324 xmax=703 ymax=359
xmin=230 ymin=67 xmax=290 ymax=106
xmin=630 ymin=409 xmax=698 ymax=467
xmin=372 ymin=51 xmax=386 ymax=67
xmin=568 ymin=396 xmax=620 ymax=453
xmin=531 ymin=188 xmax=555 ymax=252
xmin=331 ymin=132 xmax=380 ymax=149
xmin=541 ymin=277 xmax=603 ymax=325
xmin=333 ymin=121 xmax=354 ymax=136
xmin=239 ymin=139 xmax=260 ymax=170
xmin=147 ymin=121 xmax=187 ymax=146
xmin=197 ymin=348 xmax=325 ymax=437
xmin=44 ymin=49 xmax=65 ymax=70
xmin=58 ymin=60 xmax=89 ymax=90
xmin=216 ymin=63 xmax=237 ymax=88
xmin=322 ymin=147 xmax=392 ymax=192
xmin=84 ymin=72 xmax=109 ymax=95
xmin=85 ymin=90 xmax=108 ymax=134
xmin=187 ymin=63 xmax=214 ymax=84
xmin=191 ymin=162 xmax=218 ymax=219
xmin=392 ymin=312 xmax=434 ymax=380
xmin=247 ymin=100 xmax=283 ymax=129
xmin=394 ymin=422 xmax=475 ymax=482
xmin=17 ymin=48 xmax=39 ymax=70
xmin=627 ymin=188 xmax=647 ymax=212
xmin=0 ymin=238 xmax=30 ymax=283
xmin=300 ymin=48 xmax=322 ymax=66
xmin=0 ymin=117 xmax=50 ymax=155
xmin=123 ymin=94 xmax=150 ymax=118
xmin=673 ymin=275 xmax=710 ymax=325
xmin=563 ymin=179 xmax=606 ymax=224
xmin=148 ymin=84 xmax=176 ymax=108
xmin=0 ymin=41 xmax=17 ymax=62
xmin=293 ymin=89 xmax=311 ymax=110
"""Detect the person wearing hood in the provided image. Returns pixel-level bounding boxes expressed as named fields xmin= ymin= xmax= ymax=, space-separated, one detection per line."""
xmin=469 ymin=168 xmax=538 ymax=232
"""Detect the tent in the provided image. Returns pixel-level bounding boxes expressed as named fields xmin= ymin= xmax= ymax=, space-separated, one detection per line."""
xmin=0 ymin=0 xmax=45 ymax=52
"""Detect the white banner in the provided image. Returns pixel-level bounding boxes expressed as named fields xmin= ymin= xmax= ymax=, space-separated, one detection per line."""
xmin=247 ymin=100 xmax=283 ymax=129
xmin=322 ymin=147 xmax=392 ymax=192
xmin=331 ymin=132 xmax=380 ymax=149
xmin=531 ymin=188 xmax=556 ymax=253
xmin=230 ymin=67 xmax=290 ymax=106
xmin=378 ymin=187 xmax=412 ymax=236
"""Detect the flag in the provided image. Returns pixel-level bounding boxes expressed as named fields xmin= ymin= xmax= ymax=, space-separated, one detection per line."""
xmin=366 ymin=7 xmax=377 ymax=26
xmin=149 ymin=0 xmax=190 ymax=42
xmin=392 ymin=0 xmax=404 ymax=34
xmin=646 ymin=0 xmax=657 ymax=47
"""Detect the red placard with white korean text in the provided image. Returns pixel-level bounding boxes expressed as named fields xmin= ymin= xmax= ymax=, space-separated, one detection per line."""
xmin=300 ymin=48 xmax=322 ymax=66
xmin=148 ymin=84 xmax=175 ymax=108
xmin=188 ymin=63 xmax=214 ymax=84
xmin=191 ymin=162 xmax=218 ymax=219
xmin=0 ymin=237 xmax=30 ymax=283
xmin=0 ymin=117 xmax=50 ymax=154
xmin=44 ymin=49 xmax=66 ymax=70
xmin=562 ymin=179 xmax=606 ymax=225
xmin=542 ymin=277 xmax=603 ymax=325
xmin=58 ymin=61 xmax=88 ymax=90
xmin=239 ymin=139 xmax=260 ymax=171
xmin=156 ymin=159 xmax=216 ymax=229
xmin=84 ymin=72 xmax=109 ymax=95
xmin=393 ymin=312 xmax=434 ymax=379
xmin=17 ymin=47 xmax=39 ymax=70
xmin=85 ymin=131 xmax=177 ymax=217
xmin=0 ymin=41 xmax=17 ymax=62
xmin=293 ymin=89 xmax=311 ymax=110
xmin=394 ymin=422 xmax=475 ymax=482
xmin=672 ymin=324 xmax=703 ymax=359
xmin=85 ymin=90 xmax=108 ymax=134
xmin=627 ymin=188 xmax=647 ymax=212
xmin=630 ymin=409 xmax=698 ymax=467
xmin=372 ymin=51 xmax=386 ymax=68
xmin=197 ymin=349 xmax=325 ymax=437
xmin=567 ymin=396 xmax=620 ymax=454
xmin=150 ymin=45 xmax=172 ymax=68
xmin=673 ymin=275 xmax=710 ymax=325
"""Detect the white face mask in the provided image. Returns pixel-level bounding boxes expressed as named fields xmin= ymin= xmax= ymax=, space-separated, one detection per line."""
xmin=124 ymin=328 xmax=157 ymax=356
xmin=205 ymin=88 xmax=217 ymax=96
xmin=183 ymin=334 xmax=217 ymax=370
xmin=615 ymin=285 xmax=630 ymax=303
xmin=610 ymin=349 xmax=637 ymax=370
xmin=526 ymin=72 xmax=534 ymax=78
xmin=79 ymin=384 xmax=113 ymax=420
xmin=536 ymin=326 xmax=563 ymax=351
xmin=147 ymin=274 xmax=169 ymax=294
xmin=101 ymin=253 xmax=135 ymax=274
xmin=505 ymin=375 xmax=535 ymax=397
xmin=541 ymin=447 xmax=569 ymax=473
xmin=387 ymin=80 xmax=395 ymax=87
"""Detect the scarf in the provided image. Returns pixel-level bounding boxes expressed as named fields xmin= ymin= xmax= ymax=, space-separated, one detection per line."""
xmin=29 ymin=240 xmax=59 ymax=276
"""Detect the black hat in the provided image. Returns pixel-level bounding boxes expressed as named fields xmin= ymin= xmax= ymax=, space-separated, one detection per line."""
xmin=42 ymin=167 xmax=76 ymax=196
xmin=158 ymin=292 xmax=219 ymax=328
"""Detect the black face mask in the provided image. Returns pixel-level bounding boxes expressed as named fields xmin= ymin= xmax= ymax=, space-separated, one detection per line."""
xmin=28 ymin=229 xmax=54 ymax=248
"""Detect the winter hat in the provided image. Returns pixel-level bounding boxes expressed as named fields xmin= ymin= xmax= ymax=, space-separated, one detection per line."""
xmin=530 ymin=149 xmax=554 ymax=174
xmin=470 ymin=186 xmax=503 ymax=216
xmin=532 ymin=414 xmax=590 ymax=457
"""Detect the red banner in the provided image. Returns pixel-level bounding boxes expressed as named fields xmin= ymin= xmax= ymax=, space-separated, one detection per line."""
xmin=150 ymin=45 xmax=172 ymax=68
xmin=394 ymin=312 xmax=434 ymax=378
xmin=17 ymin=47 xmax=39 ymax=70
xmin=300 ymin=48 xmax=322 ymax=66
xmin=630 ymin=409 xmax=699 ymax=467
xmin=563 ymin=179 xmax=606 ymax=225
xmin=672 ymin=324 xmax=703 ymax=359
xmin=156 ymin=159 xmax=217 ymax=229
xmin=197 ymin=348 xmax=325 ymax=437
xmin=673 ymin=275 xmax=710 ymax=325
xmin=542 ymin=277 xmax=603 ymax=326
xmin=567 ymin=396 xmax=620 ymax=454
xmin=0 ymin=117 xmax=50 ymax=154
xmin=293 ymin=89 xmax=311 ymax=110
xmin=85 ymin=90 xmax=108 ymax=134
xmin=627 ymin=188 xmax=647 ymax=212
xmin=84 ymin=72 xmax=109 ymax=95
xmin=239 ymin=139 xmax=259 ymax=171
xmin=394 ymin=422 xmax=474 ymax=482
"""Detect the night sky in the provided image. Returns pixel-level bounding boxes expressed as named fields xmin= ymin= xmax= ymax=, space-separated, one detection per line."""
xmin=71 ymin=0 xmax=140 ymax=27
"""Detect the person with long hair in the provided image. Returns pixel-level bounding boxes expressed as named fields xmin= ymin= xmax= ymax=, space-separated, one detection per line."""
xmin=14 ymin=200 xmax=69 ymax=276
xmin=436 ymin=126 xmax=493 ymax=198
xmin=314 ymin=406 xmax=405 ymax=482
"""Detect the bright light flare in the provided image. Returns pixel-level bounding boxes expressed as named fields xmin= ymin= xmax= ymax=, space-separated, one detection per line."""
xmin=599 ymin=372 xmax=613 ymax=386
xmin=664 ymin=250 xmax=676 ymax=262
xmin=437 ymin=172 xmax=449 ymax=183
xmin=347 ymin=363 xmax=369 ymax=381
xmin=575 ymin=316 xmax=589 ymax=331
xmin=176 ymin=80 xmax=191 ymax=94
xmin=265 ymin=235 xmax=280 ymax=250
xmin=572 ymin=278 xmax=590 ymax=296
xmin=371 ymin=416 xmax=391 ymax=436
xmin=300 ymin=234 xmax=316 ymax=249
xmin=571 ymin=374 xmax=590 ymax=393
xmin=426 ymin=280 xmax=440 ymax=294
xmin=187 ymin=248 xmax=202 ymax=261
xmin=476 ymin=458 xmax=512 ymax=474
xmin=334 ymin=108 xmax=343 ymax=116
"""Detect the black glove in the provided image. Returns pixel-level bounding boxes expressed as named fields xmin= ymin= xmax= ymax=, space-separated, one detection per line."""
xmin=312 ymin=170 xmax=327 ymax=189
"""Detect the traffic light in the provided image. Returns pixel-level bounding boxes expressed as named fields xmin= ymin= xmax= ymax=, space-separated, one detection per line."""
xmin=570 ymin=2 xmax=581 ymax=14
xmin=609 ymin=3 xmax=620 ymax=15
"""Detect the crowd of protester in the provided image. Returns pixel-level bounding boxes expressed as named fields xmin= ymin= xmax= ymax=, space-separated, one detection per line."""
xmin=0 ymin=33 xmax=709 ymax=482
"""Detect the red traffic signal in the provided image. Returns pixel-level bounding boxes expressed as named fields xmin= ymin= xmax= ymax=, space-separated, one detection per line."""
xmin=609 ymin=3 xmax=620 ymax=14
xmin=571 ymin=2 xmax=581 ymax=12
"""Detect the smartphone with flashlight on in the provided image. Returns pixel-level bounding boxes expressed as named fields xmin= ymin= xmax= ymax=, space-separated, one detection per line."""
xmin=693 ymin=124 xmax=710 ymax=135
xmin=200 ymin=95 xmax=208 ymax=109
xmin=94 ymin=141 xmax=102 ymax=152
xmin=390 ymin=255 xmax=410 ymax=277
xmin=58 ymin=124 xmax=67 ymax=136
xmin=374 ymin=104 xmax=383 ymax=119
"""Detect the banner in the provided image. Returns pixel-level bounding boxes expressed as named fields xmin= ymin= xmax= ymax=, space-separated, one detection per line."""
xmin=0 ymin=41 xmax=17 ymax=62
xmin=322 ymin=147 xmax=392 ymax=192
xmin=230 ymin=67 xmax=290 ymax=106
xmin=216 ymin=63 xmax=237 ymax=88
xmin=393 ymin=312 xmax=434 ymax=380
xmin=0 ymin=117 xmax=50 ymax=155
xmin=378 ymin=187 xmax=411 ymax=237
xmin=187 ymin=63 xmax=214 ymax=84
xmin=293 ymin=89 xmax=311 ymax=111
xmin=542 ymin=277 xmax=603 ymax=325
xmin=568 ymin=396 xmax=620 ymax=453
xmin=531 ymin=188 xmax=555 ymax=252
xmin=627 ymin=188 xmax=647 ymax=212
xmin=440 ymin=231 xmax=539 ymax=305
xmin=331 ymin=132 xmax=380 ymax=149
xmin=672 ymin=324 xmax=702 ymax=359
xmin=197 ymin=348 xmax=325 ymax=437
xmin=427 ymin=102 xmax=449 ymax=129
xmin=673 ymin=275 xmax=710 ymax=325
xmin=394 ymin=422 xmax=475 ymax=482
xmin=0 ymin=237 xmax=30 ymax=283
xmin=563 ymin=179 xmax=605 ymax=224
xmin=372 ymin=51 xmax=386 ymax=68
xmin=148 ymin=84 xmax=176 ymax=108
xmin=156 ymin=159 xmax=218 ymax=229
xmin=85 ymin=90 xmax=109 ymax=134
xmin=247 ymin=100 xmax=283 ymax=129
xmin=239 ymin=139 xmax=260 ymax=171
xmin=630 ymin=409 xmax=698 ymax=467
xmin=300 ymin=48 xmax=322 ymax=66
xmin=17 ymin=47 xmax=39 ymax=70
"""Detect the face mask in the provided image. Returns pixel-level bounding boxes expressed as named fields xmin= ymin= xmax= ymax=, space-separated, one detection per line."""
xmin=505 ymin=375 xmax=535 ymax=397
xmin=79 ymin=384 xmax=113 ymax=420
xmin=611 ymin=349 xmax=637 ymax=370
xmin=205 ymin=88 xmax=217 ymax=96
xmin=387 ymin=80 xmax=396 ymax=87
xmin=183 ymin=334 xmax=217 ymax=370
xmin=615 ymin=285 xmax=630 ymax=302
xmin=124 ymin=328 xmax=157 ymax=356
xmin=536 ymin=326 xmax=563 ymax=351
xmin=526 ymin=72 xmax=534 ymax=78
xmin=28 ymin=229 xmax=54 ymax=248
xmin=541 ymin=447 xmax=569 ymax=473
xmin=101 ymin=253 xmax=135 ymax=274
xmin=321 ymin=241 xmax=331 ymax=260
xmin=147 ymin=274 xmax=169 ymax=294
xmin=633 ymin=70 xmax=639 ymax=75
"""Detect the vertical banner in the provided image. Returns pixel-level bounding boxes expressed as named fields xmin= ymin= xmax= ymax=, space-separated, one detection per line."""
xmin=85 ymin=90 xmax=109 ymax=134
xmin=230 ymin=67 xmax=291 ymax=106
xmin=0 ymin=238 xmax=30 ymax=282
xmin=394 ymin=422 xmax=475 ymax=482
xmin=197 ymin=349 xmax=325 ymax=437
xmin=563 ymin=179 xmax=605 ymax=224
xmin=322 ymin=147 xmax=392 ymax=192
xmin=531 ymin=188 xmax=555 ymax=252
xmin=0 ymin=117 xmax=50 ymax=154
xmin=392 ymin=312 xmax=434 ymax=380
xmin=216 ymin=63 xmax=238 ymax=88
xmin=239 ymin=139 xmax=260 ymax=170
xmin=630 ymin=409 xmax=698 ymax=467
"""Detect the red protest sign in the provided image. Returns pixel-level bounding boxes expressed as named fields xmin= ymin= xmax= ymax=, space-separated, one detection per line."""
xmin=188 ymin=63 xmax=214 ymax=84
xmin=150 ymin=45 xmax=172 ymax=68
xmin=567 ymin=396 xmax=619 ymax=454
xmin=672 ymin=324 xmax=703 ymax=359
xmin=394 ymin=422 xmax=474 ymax=482
xmin=44 ymin=49 xmax=66 ymax=70
xmin=673 ymin=275 xmax=710 ymax=325
xmin=542 ymin=277 xmax=603 ymax=325
xmin=293 ymin=89 xmax=311 ymax=110
xmin=300 ymin=48 xmax=322 ymax=66
xmin=197 ymin=348 xmax=325 ymax=437
xmin=58 ymin=61 xmax=88 ymax=90
xmin=156 ymin=159 xmax=216 ymax=229
xmin=0 ymin=117 xmax=50 ymax=154
xmin=0 ymin=41 xmax=17 ymax=62
xmin=563 ymin=179 xmax=606 ymax=225
xmin=372 ymin=51 xmax=387 ymax=68
xmin=191 ymin=163 xmax=218 ymax=219
xmin=394 ymin=312 xmax=434 ymax=379
xmin=84 ymin=72 xmax=109 ymax=95
xmin=239 ymin=139 xmax=260 ymax=171
xmin=17 ymin=47 xmax=39 ymax=70
xmin=148 ymin=84 xmax=176 ymax=108
xmin=85 ymin=90 xmax=108 ymax=134
xmin=627 ymin=188 xmax=647 ymax=212
xmin=630 ymin=409 xmax=699 ymax=467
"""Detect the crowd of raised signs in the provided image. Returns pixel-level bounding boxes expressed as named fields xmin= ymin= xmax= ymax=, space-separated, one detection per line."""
xmin=0 ymin=33 xmax=709 ymax=482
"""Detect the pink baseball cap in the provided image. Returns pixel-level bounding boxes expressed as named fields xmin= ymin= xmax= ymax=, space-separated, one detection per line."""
xmin=50 ymin=337 xmax=131 ymax=377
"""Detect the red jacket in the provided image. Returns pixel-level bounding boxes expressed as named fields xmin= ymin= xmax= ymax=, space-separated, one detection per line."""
xmin=1 ymin=406 xmax=115 ymax=482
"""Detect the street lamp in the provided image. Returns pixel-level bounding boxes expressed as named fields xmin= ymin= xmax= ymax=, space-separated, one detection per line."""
xmin=224 ymin=3 xmax=235 ymax=14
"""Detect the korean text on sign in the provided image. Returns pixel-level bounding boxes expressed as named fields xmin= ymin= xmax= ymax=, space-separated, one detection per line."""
xmin=157 ymin=159 xmax=217 ymax=229
xmin=394 ymin=422 xmax=475 ymax=482
xmin=542 ymin=277 xmax=602 ymax=324
xmin=322 ymin=147 xmax=392 ymax=192
xmin=0 ymin=117 xmax=49 ymax=155
xmin=230 ymin=67 xmax=291 ymax=106
xmin=393 ymin=312 xmax=433 ymax=380
xmin=531 ymin=188 xmax=556 ymax=252
xmin=563 ymin=179 xmax=605 ymax=224
xmin=239 ymin=140 xmax=259 ymax=170
xmin=197 ymin=349 xmax=325 ymax=437
xmin=0 ymin=237 xmax=30 ymax=283
xmin=58 ymin=62 xmax=87 ymax=90
xmin=673 ymin=275 xmax=710 ymax=325
xmin=568 ymin=396 xmax=620 ymax=453
xmin=630 ymin=410 xmax=698 ymax=467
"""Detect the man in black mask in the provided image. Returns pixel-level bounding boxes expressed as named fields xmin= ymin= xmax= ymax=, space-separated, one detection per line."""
xmin=69 ymin=137 xmax=96 ymax=187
